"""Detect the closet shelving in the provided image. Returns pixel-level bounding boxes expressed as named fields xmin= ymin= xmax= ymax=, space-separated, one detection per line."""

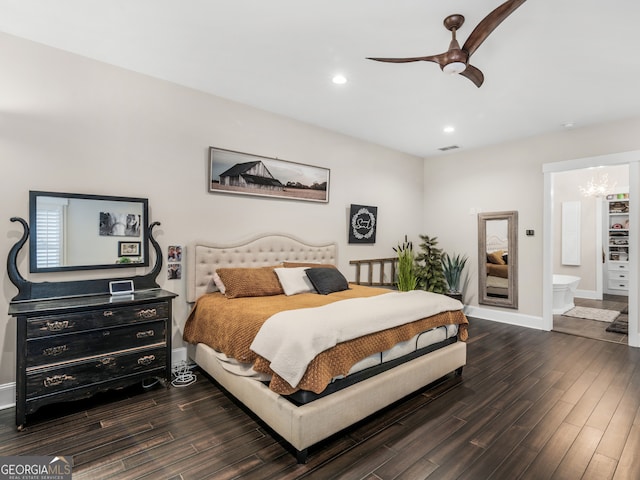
xmin=605 ymin=195 xmax=629 ymax=295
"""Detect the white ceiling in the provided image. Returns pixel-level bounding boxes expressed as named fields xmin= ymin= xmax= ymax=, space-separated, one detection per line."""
xmin=1 ymin=0 xmax=639 ymax=157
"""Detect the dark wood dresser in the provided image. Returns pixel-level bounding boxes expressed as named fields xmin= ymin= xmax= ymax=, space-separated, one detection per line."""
xmin=9 ymin=289 xmax=176 ymax=429
xmin=7 ymin=214 xmax=177 ymax=430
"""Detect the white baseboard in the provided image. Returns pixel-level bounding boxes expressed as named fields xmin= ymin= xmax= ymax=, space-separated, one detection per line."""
xmin=464 ymin=305 xmax=546 ymax=331
xmin=0 ymin=347 xmax=191 ymax=412
xmin=172 ymin=347 xmax=188 ymax=367
xmin=0 ymin=382 xmax=15 ymax=412
xmin=575 ymin=289 xmax=601 ymax=300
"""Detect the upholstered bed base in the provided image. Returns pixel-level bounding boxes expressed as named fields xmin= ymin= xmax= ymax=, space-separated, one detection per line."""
xmin=195 ymin=341 xmax=465 ymax=462
xmin=186 ymin=235 xmax=466 ymax=462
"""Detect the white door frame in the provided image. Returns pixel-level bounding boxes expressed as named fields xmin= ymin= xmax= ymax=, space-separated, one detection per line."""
xmin=543 ymin=150 xmax=639 ymax=347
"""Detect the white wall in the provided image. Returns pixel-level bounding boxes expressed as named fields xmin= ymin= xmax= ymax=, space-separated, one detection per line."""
xmin=0 ymin=33 xmax=424 ymax=385
xmin=423 ymin=119 xmax=640 ymax=325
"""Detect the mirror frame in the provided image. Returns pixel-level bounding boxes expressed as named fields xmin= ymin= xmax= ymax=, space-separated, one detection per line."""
xmin=478 ymin=210 xmax=518 ymax=309
xmin=29 ymin=191 xmax=149 ymax=273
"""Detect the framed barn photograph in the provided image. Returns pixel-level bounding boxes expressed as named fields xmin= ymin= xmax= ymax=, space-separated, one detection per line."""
xmin=209 ymin=147 xmax=330 ymax=203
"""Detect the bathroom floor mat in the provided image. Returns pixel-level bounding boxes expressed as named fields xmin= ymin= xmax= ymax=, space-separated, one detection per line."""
xmin=606 ymin=316 xmax=628 ymax=334
xmin=562 ymin=306 xmax=620 ymax=323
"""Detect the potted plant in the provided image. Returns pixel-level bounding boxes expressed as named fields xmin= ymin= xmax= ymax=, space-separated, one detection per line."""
xmin=442 ymin=252 xmax=468 ymax=295
xmin=393 ymin=235 xmax=417 ymax=291
xmin=414 ymin=235 xmax=448 ymax=294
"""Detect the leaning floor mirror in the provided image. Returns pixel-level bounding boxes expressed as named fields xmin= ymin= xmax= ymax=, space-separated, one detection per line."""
xmin=478 ymin=211 xmax=518 ymax=309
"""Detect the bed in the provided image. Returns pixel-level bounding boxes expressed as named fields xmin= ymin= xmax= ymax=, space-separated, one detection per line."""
xmin=184 ymin=234 xmax=468 ymax=462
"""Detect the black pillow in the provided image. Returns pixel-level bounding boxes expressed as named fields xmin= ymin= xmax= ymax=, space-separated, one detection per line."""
xmin=305 ymin=267 xmax=349 ymax=295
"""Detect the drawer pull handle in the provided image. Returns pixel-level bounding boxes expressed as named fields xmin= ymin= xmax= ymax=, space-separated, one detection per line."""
xmin=43 ymin=345 xmax=68 ymax=357
xmin=46 ymin=320 xmax=70 ymax=332
xmin=103 ymin=310 xmax=114 ymax=317
xmin=136 ymin=330 xmax=155 ymax=339
xmin=99 ymin=357 xmax=116 ymax=366
xmin=137 ymin=355 xmax=156 ymax=366
xmin=43 ymin=374 xmax=75 ymax=388
xmin=137 ymin=308 xmax=157 ymax=319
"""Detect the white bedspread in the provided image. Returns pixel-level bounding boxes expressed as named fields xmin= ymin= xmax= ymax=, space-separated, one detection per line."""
xmin=249 ymin=290 xmax=462 ymax=387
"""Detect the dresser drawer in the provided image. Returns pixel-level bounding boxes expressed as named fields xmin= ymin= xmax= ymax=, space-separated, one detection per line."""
xmin=26 ymin=347 xmax=167 ymax=399
xmin=26 ymin=302 xmax=168 ymax=338
xmin=609 ymin=261 xmax=629 ymax=272
xmin=609 ymin=271 xmax=629 ymax=281
xmin=27 ymin=320 xmax=166 ymax=367
xmin=608 ymin=279 xmax=629 ymax=290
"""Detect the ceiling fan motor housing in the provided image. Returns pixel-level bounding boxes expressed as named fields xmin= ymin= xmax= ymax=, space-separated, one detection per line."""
xmin=443 ymin=14 xmax=465 ymax=31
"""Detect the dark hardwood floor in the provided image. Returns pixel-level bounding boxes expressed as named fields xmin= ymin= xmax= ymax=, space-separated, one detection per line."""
xmin=2 ymin=317 xmax=640 ymax=479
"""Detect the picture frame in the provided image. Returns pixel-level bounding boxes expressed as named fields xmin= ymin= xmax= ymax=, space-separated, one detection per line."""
xmin=168 ymin=245 xmax=182 ymax=262
xmin=100 ymin=212 xmax=141 ymax=237
xmin=118 ymin=241 xmax=141 ymax=257
xmin=168 ymin=263 xmax=182 ymax=280
xmin=209 ymin=147 xmax=330 ymax=203
xmin=348 ymin=204 xmax=378 ymax=244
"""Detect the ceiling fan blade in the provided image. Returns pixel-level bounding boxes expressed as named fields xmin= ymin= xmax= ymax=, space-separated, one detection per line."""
xmin=460 ymin=64 xmax=484 ymax=88
xmin=462 ymin=0 xmax=526 ymax=57
xmin=367 ymin=53 xmax=447 ymax=66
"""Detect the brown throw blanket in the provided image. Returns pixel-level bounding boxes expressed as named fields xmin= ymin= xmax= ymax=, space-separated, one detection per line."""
xmin=183 ymin=285 xmax=468 ymax=394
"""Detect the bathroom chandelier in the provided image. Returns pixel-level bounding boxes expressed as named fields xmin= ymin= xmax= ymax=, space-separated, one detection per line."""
xmin=579 ymin=172 xmax=616 ymax=198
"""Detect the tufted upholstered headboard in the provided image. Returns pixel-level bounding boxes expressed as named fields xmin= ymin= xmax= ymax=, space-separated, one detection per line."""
xmin=186 ymin=234 xmax=337 ymax=303
xmin=486 ymin=234 xmax=508 ymax=254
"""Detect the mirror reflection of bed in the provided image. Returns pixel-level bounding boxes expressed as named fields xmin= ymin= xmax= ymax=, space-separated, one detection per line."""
xmin=486 ymin=232 xmax=509 ymax=298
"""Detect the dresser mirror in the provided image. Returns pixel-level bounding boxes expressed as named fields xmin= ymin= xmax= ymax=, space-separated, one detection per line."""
xmin=29 ymin=191 xmax=149 ymax=273
xmin=478 ymin=211 xmax=518 ymax=309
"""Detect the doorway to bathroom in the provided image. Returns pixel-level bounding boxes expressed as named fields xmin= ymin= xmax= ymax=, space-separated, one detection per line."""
xmin=550 ymin=165 xmax=629 ymax=342
xmin=543 ymin=151 xmax=638 ymax=348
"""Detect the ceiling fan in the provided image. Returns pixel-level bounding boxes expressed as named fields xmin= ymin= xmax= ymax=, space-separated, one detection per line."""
xmin=367 ymin=0 xmax=526 ymax=87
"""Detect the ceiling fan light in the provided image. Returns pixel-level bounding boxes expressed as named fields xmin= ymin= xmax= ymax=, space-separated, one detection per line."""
xmin=443 ymin=62 xmax=467 ymax=74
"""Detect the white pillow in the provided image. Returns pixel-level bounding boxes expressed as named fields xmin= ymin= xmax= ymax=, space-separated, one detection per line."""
xmin=212 ymin=271 xmax=226 ymax=294
xmin=274 ymin=267 xmax=316 ymax=296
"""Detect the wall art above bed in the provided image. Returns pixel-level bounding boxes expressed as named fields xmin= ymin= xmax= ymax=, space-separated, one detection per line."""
xmin=348 ymin=204 xmax=377 ymax=244
xmin=209 ymin=147 xmax=330 ymax=203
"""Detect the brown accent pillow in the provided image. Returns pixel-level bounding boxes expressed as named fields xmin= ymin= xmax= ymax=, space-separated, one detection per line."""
xmin=283 ymin=262 xmax=336 ymax=269
xmin=487 ymin=251 xmax=506 ymax=265
xmin=216 ymin=267 xmax=284 ymax=299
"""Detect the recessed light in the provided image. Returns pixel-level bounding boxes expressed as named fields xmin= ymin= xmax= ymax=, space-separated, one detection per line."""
xmin=562 ymin=122 xmax=576 ymax=129
xmin=332 ymin=74 xmax=347 ymax=85
xmin=443 ymin=125 xmax=455 ymax=133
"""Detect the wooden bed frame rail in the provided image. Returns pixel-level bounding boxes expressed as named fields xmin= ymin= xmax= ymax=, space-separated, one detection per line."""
xmin=349 ymin=257 xmax=397 ymax=287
